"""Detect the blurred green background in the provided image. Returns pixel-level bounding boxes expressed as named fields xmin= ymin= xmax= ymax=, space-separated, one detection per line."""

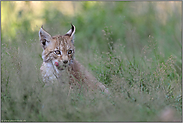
xmin=1 ymin=1 xmax=182 ymax=122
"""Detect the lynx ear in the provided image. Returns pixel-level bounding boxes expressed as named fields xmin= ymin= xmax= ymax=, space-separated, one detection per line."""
xmin=39 ymin=25 xmax=52 ymax=49
xmin=65 ymin=24 xmax=75 ymax=39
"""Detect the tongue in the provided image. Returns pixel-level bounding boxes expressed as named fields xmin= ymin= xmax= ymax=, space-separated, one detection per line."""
xmin=55 ymin=62 xmax=59 ymax=66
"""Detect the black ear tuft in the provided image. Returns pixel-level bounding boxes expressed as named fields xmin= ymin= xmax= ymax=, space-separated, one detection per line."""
xmin=64 ymin=24 xmax=75 ymax=38
xmin=71 ymin=23 xmax=74 ymax=32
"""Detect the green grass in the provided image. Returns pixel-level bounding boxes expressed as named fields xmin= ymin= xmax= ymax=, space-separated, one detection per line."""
xmin=1 ymin=1 xmax=182 ymax=122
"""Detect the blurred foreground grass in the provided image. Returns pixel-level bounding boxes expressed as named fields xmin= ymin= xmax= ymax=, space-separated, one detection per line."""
xmin=1 ymin=1 xmax=182 ymax=122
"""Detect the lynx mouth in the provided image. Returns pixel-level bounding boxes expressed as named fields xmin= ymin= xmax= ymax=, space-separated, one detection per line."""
xmin=54 ymin=62 xmax=67 ymax=70
xmin=56 ymin=65 xmax=66 ymax=70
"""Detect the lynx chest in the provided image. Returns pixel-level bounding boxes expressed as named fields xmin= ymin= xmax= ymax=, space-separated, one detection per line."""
xmin=40 ymin=62 xmax=70 ymax=85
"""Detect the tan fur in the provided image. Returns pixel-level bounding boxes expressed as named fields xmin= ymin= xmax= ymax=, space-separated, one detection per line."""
xmin=39 ymin=24 xmax=109 ymax=94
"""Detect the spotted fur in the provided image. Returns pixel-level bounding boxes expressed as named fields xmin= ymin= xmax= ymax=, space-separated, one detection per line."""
xmin=39 ymin=24 xmax=109 ymax=94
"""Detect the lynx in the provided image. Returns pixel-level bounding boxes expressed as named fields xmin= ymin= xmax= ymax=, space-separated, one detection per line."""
xmin=39 ymin=24 xmax=109 ymax=94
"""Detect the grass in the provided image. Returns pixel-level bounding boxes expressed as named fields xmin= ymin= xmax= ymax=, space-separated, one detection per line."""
xmin=1 ymin=1 xmax=182 ymax=122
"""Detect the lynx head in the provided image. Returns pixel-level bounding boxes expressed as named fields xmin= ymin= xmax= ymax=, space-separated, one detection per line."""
xmin=39 ymin=24 xmax=75 ymax=70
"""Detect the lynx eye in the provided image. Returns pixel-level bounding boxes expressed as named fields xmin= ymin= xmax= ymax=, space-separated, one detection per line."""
xmin=54 ymin=50 xmax=61 ymax=55
xmin=68 ymin=50 xmax=72 ymax=54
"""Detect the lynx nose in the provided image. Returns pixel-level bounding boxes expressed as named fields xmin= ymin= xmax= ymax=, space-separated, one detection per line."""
xmin=63 ymin=60 xmax=68 ymax=64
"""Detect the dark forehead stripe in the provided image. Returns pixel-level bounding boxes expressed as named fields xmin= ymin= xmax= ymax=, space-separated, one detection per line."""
xmin=58 ymin=36 xmax=61 ymax=47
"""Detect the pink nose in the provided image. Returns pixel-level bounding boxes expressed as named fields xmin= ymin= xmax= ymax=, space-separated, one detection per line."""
xmin=55 ymin=62 xmax=59 ymax=66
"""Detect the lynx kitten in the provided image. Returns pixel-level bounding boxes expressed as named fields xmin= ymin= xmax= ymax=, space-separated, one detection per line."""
xmin=39 ymin=24 xmax=109 ymax=94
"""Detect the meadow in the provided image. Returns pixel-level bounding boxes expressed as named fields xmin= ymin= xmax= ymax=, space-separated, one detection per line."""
xmin=1 ymin=1 xmax=182 ymax=122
